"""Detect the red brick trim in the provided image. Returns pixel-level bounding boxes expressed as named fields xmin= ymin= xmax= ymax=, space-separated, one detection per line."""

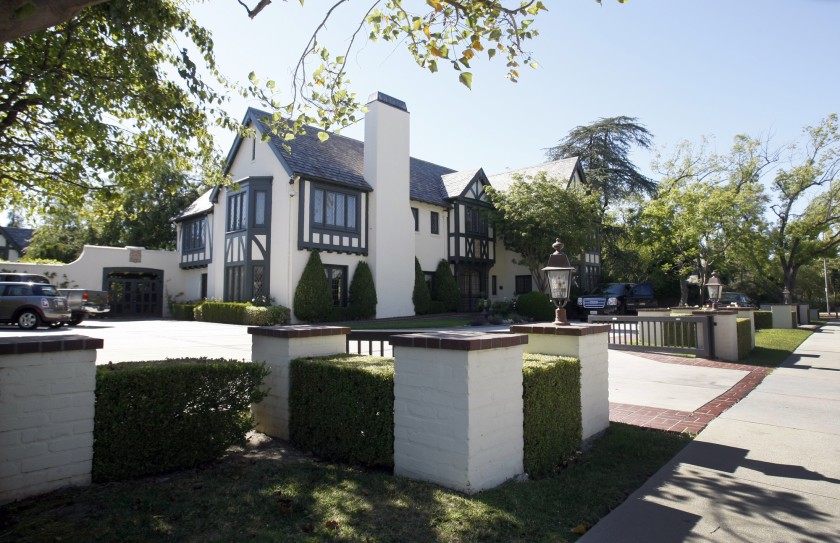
xmin=390 ymin=332 xmax=528 ymax=351
xmin=510 ymin=323 xmax=611 ymax=336
xmin=609 ymin=352 xmax=771 ymax=434
xmin=247 ymin=325 xmax=350 ymax=338
xmin=0 ymin=335 xmax=104 ymax=355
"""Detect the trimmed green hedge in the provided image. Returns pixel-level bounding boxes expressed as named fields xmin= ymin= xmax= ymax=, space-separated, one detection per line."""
xmin=523 ymin=354 xmax=582 ymax=477
xmin=517 ymin=291 xmax=555 ymax=322
xmin=171 ymin=302 xmax=201 ymax=321
xmin=93 ymin=358 xmax=269 ymax=482
xmin=193 ymin=301 xmax=290 ymax=326
xmin=288 ymin=353 xmax=583 ymax=477
xmin=736 ymin=318 xmax=752 ymax=360
xmin=289 ymin=355 xmax=395 ymax=468
xmin=754 ymin=310 xmax=772 ymax=330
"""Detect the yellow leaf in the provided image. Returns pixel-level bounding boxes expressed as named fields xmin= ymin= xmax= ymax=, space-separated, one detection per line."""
xmin=424 ymin=25 xmax=431 ymax=39
xmin=317 ymin=131 xmax=330 ymax=142
xmin=459 ymin=72 xmax=473 ymax=89
xmin=464 ymin=49 xmax=475 ymax=60
xmin=572 ymin=524 xmax=588 ymax=535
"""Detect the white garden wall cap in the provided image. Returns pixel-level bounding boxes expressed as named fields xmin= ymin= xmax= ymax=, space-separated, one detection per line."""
xmin=0 ymin=335 xmax=103 ymax=355
xmin=691 ymin=310 xmax=738 ymax=316
xmin=390 ymin=331 xmax=527 ymax=351
xmin=247 ymin=325 xmax=350 ymax=338
xmin=510 ymin=323 xmax=611 ymax=336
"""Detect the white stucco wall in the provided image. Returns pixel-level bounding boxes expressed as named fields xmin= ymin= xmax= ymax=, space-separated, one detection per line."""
xmin=0 ymin=245 xmax=183 ymax=305
xmin=413 ymin=201 xmax=449 ymax=271
xmin=489 ymin=245 xmax=535 ymax=301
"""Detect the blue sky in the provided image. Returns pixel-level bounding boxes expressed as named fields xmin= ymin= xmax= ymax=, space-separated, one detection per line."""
xmin=194 ymin=0 xmax=839 ymax=180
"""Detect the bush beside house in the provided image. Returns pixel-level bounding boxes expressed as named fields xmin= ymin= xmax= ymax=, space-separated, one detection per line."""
xmin=293 ymin=250 xmax=335 ymax=323
xmin=348 ymin=261 xmax=377 ymax=320
xmin=412 ymin=257 xmax=431 ymax=315
xmin=431 ymin=259 xmax=460 ymax=312
xmin=517 ymin=291 xmax=555 ymax=322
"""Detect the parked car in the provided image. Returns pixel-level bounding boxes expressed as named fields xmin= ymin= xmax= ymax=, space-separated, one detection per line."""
xmin=59 ymin=289 xmax=111 ymax=325
xmin=577 ymin=282 xmax=658 ymax=319
xmin=718 ymin=292 xmax=758 ymax=308
xmin=0 ymin=272 xmax=51 ymax=284
xmin=0 ymin=281 xmax=71 ymax=329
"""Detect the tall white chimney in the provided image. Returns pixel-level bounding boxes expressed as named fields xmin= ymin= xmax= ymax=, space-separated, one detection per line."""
xmin=364 ymin=92 xmax=414 ymax=318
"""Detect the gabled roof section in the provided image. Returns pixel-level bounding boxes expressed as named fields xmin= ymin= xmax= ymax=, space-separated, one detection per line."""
xmin=411 ymin=158 xmax=456 ymax=206
xmin=227 ymin=108 xmax=371 ymax=191
xmin=441 ymin=168 xmax=490 ymax=199
xmin=0 ymin=226 xmax=34 ymax=252
xmin=172 ymin=186 xmax=220 ymax=223
xmin=486 ymin=157 xmax=583 ymax=192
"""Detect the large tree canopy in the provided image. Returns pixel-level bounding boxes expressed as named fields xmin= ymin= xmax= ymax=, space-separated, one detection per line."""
xmin=486 ymin=173 xmax=599 ymax=293
xmin=545 ymin=116 xmax=655 ymax=214
xmin=0 ymin=0 xmax=228 ymax=215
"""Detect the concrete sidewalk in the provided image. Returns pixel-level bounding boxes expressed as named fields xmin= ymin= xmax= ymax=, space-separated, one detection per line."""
xmin=580 ymin=320 xmax=840 ymax=543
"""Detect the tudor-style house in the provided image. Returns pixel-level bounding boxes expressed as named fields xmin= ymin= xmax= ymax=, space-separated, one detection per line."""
xmin=174 ymin=92 xmax=600 ymax=319
xmin=0 ymin=226 xmax=33 ymax=262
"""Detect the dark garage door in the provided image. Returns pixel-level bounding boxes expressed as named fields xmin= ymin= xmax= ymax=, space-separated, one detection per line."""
xmin=105 ymin=269 xmax=163 ymax=318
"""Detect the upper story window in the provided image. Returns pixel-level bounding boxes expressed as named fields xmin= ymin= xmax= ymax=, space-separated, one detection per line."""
xmin=430 ymin=211 xmax=440 ymax=235
xmin=228 ymin=191 xmax=247 ymax=232
xmin=254 ymin=190 xmax=267 ymax=226
xmin=312 ymin=187 xmax=358 ymax=231
xmin=465 ymin=205 xmax=487 ymax=235
xmin=411 ymin=207 xmax=419 ymax=231
xmin=183 ymin=218 xmax=206 ymax=252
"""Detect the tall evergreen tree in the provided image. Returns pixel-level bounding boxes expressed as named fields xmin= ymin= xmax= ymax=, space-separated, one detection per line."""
xmin=348 ymin=261 xmax=377 ymax=320
xmin=412 ymin=258 xmax=432 ymax=315
xmin=545 ymin=116 xmax=655 ymax=214
xmin=432 ymin=260 xmax=460 ymax=312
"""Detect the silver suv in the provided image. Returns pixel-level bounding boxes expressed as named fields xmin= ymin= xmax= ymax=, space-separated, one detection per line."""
xmin=0 ymin=282 xmax=71 ymax=329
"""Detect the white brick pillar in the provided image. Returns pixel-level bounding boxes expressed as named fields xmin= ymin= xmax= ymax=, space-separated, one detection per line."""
xmin=510 ymin=323 xmax=610 ymax=445
xmin=701 ymin=310 xmax=739 ymax=362
xmin=797 ymin=304 xmax=810 ymax=325
xmin=0 ymin=335 xmax=101 ymax=505
xmin=249 ymin=325 xmax=349 ymax=439
xmin=391 ymin=331 xmax=527 ymax=494
xmin=771 ymin=304 xmax=797 ymax=329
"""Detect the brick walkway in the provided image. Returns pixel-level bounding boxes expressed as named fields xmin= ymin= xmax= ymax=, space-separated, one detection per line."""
xmin=609 ymin=352 xmax=772 ymax=434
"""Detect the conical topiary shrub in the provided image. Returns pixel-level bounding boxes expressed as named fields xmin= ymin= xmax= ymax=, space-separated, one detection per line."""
xmin=432 ymin=259 xmax=460 ymax=312
xmin=293 ymin=250 xmax=334 ymax=322
xmin=348 ymin=261 xmax=377 ymax=320
xmin=412 ymin=257 xmax=431 ymax=315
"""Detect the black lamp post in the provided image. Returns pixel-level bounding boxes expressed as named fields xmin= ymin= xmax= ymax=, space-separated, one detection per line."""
xmin=541 ymin=239 xmax=575 ymax=325
xmin=706 ymin=271 xmax=723 ymax=309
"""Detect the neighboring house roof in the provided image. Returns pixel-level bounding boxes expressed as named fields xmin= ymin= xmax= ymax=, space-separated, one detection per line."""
xmin=0 ymin=226 xmax=34 ymax=252
xmin=441 ymin=168 xmax=485 ymax=199
xmin=486 ymin=157 xmax=582 ymax=192
xmin=172 ymin=186 xmax=221 ymax=223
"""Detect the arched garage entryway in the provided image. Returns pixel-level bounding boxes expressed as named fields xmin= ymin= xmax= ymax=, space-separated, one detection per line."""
xmin=103 ymin=268 xmax=164 ymax=318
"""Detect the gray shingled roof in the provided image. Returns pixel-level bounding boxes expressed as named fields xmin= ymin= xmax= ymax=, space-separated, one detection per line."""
xmin=486 ymin=157 xmax=581 ymax=192
xmin=216 ymin=108 xmax=580 ymax=212
xmin=441 ymin=168 xmax=483 ymax=199
xmin=172 ymin=187 xmax=219 ymax=223
xmin=1 ymin=227 xmax=34 ymax=251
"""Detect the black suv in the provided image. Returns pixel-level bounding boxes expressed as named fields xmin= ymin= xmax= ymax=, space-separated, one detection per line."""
xmin=0 ymin=281 xmax=71 ymax=329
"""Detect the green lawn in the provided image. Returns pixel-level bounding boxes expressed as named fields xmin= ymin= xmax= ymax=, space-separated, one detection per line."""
xmin=0 ymin=425 xmax=691 ymax=543
xmin=740 ymin=328 xmax=813 ymax=367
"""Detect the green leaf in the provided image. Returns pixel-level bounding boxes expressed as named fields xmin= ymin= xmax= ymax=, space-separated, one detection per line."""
xmin=317 ymin=131 xmax=330 ymax=142
xmin=459 ymin=72 xmax=473 ymax=89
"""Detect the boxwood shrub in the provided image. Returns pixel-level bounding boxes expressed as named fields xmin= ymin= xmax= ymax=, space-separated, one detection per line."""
xmin=736 ymin=317 xmax=752 ymax=360
xmin=517 ymin=291 xmax=556 ymax=322
xmin=93 ymin=358 xmax=270 ymax=482
xmin=523 ymin=354 xmax=582 ymax=477
xmin=754 ymin=310 xmax=772 ymax=330
xmin=194 ymin=301 xmax=290 ymax=326
xmin=171 ymin=302 xmax=201 ymax=321
xmin=287 ymin=353 xmax=584 ymax=477
xmin=289 ymin=355 xmax=395 ymax=468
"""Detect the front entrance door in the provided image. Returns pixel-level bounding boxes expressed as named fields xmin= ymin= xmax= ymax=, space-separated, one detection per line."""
xmin=457 ymin=268 xmax=484 ymax=312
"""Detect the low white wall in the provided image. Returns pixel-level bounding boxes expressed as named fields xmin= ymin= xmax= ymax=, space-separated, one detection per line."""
xmin=249 ymin=326 xmax=349 ymax=439
xmin=392 ymin=332 xmax=527 ymax=494
xmin=0 ymin=336 xmax=101 ymax=505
